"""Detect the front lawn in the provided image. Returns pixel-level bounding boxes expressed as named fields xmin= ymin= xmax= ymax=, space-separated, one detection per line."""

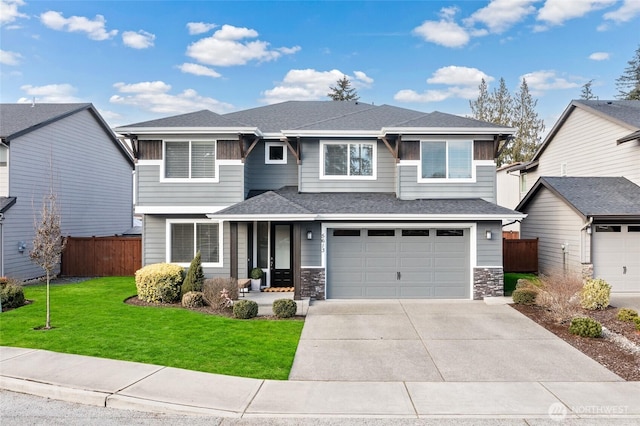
xmin=0 ymin=277 xmax=303 ymax=380
xmin=504 ymin=272 xmax=538 ymax=296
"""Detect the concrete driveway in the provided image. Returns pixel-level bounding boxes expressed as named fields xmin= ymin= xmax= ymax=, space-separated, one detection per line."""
xmin=289 ymin=299 xmax=622 ymax=382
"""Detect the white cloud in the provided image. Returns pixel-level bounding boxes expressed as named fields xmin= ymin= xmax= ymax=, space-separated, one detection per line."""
xmin=177 ymin=63 xmax=221 ymax=78
xmin=122 ymin=30 xmax=155 ymax=49
xmin=537 ymin=0 xmax=616 ymax=26
xmin=465 ymin=0 xmax=537 ymax=34
xmin=520 ymin=70 xmax=581 ymax=95
xmin=110 ymin=80 xmax=233 ymax=114
xmin=412 ymin=13 xmax=470 ymax=48
xmin=603 ymin=0 xmax=640 ymax=23
xmin=18 ymin=83 xmax=81 ymax=103
xmin=187 ymin=22 xmax=217 ymax=35
xmin=589 ymin=51 xmax=610 ymax=61
xmin=40 ymin=10 xmax=118 ymax=40
xmin=394 ymin=66 xmax=492 ymax=104
xmin=261 ymin=69 xmax=373 ymax=104
xmin=0 ymin=0 xmax=28 ymax=26
xmin=186 ymin=24 xmax=300 ymax=66
xmin=0 ymin=49 xmax=22 ymax=65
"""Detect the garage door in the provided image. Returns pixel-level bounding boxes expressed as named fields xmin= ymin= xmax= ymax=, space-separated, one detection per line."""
xmin=593 ymin=224 xmax=640 ymax=293
xmin=327 ymin=228 xmax=470 ymax=299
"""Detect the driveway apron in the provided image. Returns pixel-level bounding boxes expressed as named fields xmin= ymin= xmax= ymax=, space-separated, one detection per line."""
xmin=288 ymin=300 xmax=622 ymax=382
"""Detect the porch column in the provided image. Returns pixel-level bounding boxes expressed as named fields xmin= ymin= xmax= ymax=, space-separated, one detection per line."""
xmin=293 ymin=222 xmax=301 ymax=300
xmin=230 ymin=222 xmax=238 ymax=279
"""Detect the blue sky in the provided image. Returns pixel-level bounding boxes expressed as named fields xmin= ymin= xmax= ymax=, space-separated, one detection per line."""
xmin=1 ymin=0 xmax=638 ymax=128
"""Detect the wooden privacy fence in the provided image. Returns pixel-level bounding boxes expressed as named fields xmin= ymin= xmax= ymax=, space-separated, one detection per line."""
xmin=503 ymin=238 xmax=538 ymax=273
xmin=61 ymin=236 xmax=142 ymax=276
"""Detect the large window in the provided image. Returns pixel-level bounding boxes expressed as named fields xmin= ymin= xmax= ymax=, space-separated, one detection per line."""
xmin=164 ymin=141 xmax=216 ymax=179
xmin=167 ymin=220 xmax=222 ymax=266
xmin=420 ymin=140 xmax=472 ymax=180
xmin=322 ymin=141 xmax=375 ymax=178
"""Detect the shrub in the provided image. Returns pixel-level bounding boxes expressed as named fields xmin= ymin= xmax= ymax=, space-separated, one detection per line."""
xmin=512 ymin=288 xmax=537 ymax=305
xmin=569 ymin=317 xmax=602 ymax=338
xmin=250 ymin=267 xmax=264 ymax=280
xmin=233 ymin=299 xmax=258 ymax=319
xmin=135 ymin=263 xmax=184 ymax=303
xmin=536 ymin=271 xmax=583 ymax=323
xmin=182 ymin=291 xmax=205 ymax=308
xmin=0 ymin=277 xmax=25 ymax=309
xmin=515 ymin=278 xmax=541 ymax=289
xmin=580 ymin=278 xmax=611 ymax=310
xmin=202 ymin=277 xmax=239 ymax=311
xmin=634 ymin=317 xmax=640 ymax=331
xmin=617 ymin=308 xmax=639 ymax=322
xmin=272 ymin=299 xmax=297 ymax=318
xmin=181 ymin=251 xmax=205 ymax=296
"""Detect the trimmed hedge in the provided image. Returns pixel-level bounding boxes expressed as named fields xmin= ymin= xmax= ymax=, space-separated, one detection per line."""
xmin=233 ymin=300 xmax=258 ymax=319
xmin=182 ymin=291 xmax=206 ymax=308
xmin=569 ymin=317 xmax=602 ymax=338
xmin=0 ymin=278 xmax=25 ymax=310
xmin=272 ymin=299 xmax=297 ymax=318
xmin=580 ymin=278 xmax=611 ymax=310
xmin=135 ymin=263 xmax=184 ymax=303
xmin=512 ymin=288 xmax=537 ymax=305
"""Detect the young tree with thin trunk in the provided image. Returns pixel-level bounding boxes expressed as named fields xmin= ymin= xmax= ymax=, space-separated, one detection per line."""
xmin=616 ymin=45 xmax=640 ymax=100
xmin=30 ymin=192 xmax=65 ymax=329
xmin=328 ymin=75 xmax=359 ymax=101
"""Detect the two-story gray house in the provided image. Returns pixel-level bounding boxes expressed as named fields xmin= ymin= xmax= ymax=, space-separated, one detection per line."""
xmin=115 ymin=101 xmax=523 ymax=300
xmin=0 ymin=103 xmax=134 ymax=280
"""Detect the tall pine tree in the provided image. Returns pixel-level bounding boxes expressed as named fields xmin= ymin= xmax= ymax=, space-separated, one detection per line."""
xmin=615 ymin=45 xmax=640 ymax=100
xmin=506 ymin=78 xmax=545 ymax=165
xmin=328 ymin=76 xmax=359 ymax=101
xmin=469 ymin=78 xmax=491 ymax=122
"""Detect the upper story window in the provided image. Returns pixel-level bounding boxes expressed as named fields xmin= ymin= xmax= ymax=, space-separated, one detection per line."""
xmin=321 ymin=141 xmax=376 ymax=179
xmin=420 ymin=140 xmax=472 ymax=181
xmin=164 ymin=140 xmax=216 ymax=180
xmin=265 ymin=142 xmax=287 ymax=164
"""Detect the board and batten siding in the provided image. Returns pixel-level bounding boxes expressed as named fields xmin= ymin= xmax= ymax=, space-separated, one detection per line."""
xmin=476 ymin=221 xmax=503 ymax=266
xmin=520 ymin=187 xmax=584 ymax=275
xmin=527 ymin=107 xmax=640 ymax=190
xmin=3 ymin=108 xmax=133 ymax=280
xmin=398 ymin=164 xmax=496 ymax=202
xmin=299 ymin=140 xmax=396 ymax=193
xmin=136 ymin=163 xmax=244 ymax=206
xmin=244 ymin=141 xmax=298 ymax=195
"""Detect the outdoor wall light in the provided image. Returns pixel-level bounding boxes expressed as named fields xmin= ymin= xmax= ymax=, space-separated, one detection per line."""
xmin=18 ymin=241 xmax=26 ymax=253
xmin=307 ymin=230 xmax=313 ymax=240
xmin=485 ymin=230 xmax=492 ymax=240
xmin=586 ymin=225 xmax=592 ymax=235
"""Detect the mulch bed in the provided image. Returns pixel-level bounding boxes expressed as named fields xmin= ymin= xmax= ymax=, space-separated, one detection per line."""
xmin=511 ymin=304 xmax=640 ymax=381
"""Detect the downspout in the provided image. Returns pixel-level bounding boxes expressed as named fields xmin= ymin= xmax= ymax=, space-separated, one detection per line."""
xmin=580 ymin=217 xmax=594 ymax=268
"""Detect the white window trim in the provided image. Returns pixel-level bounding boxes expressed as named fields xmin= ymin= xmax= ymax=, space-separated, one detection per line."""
xmin=418 ymin=139 xmax=475 ymax=183
xmin=165 ymin=219 xmax=223 ymax=268
xmin=319 ymin=140 xmax=377 ymax=180
xmin=160 ymin=139 xmax=219 ymax=183
xmin=265 ymin=141 xmax=287 ymax=164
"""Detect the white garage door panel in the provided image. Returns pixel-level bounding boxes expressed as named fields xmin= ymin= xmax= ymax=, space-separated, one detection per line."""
xmin=593 ymin=225 xmax=640 ymax=293
xmin=327 ymin=228 xmax=470 ymax=299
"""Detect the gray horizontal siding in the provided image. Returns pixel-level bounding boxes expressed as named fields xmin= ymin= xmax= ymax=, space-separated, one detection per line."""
xmin=398 ymin=164 xmax=495 ymax=202
xmin=4 ymin=109 xmax=133 ymax=280
xmin=136 ymin=164 xmax=244 ymax=206
xmin=244 ymin=142 xmax=298 ymax=194
xmin=300 ymin=140 xmax=396 ymax=193
xmin=301 ymin=221 xmax=322 ymax=266
xmin=476 ymin=221 xmax=503 ymax=266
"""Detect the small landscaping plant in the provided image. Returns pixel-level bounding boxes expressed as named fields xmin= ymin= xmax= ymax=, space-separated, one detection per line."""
xmin=203 ymin=278 xmax=238 ymax=311
xmin=0 ymin=277 xmax=25 ymax=310
xmin=135 ymin=263 xmax=184 ymax=303
xmin=580 ymin=278 xmax=611 ymax=310
xmin=181 ymin=291 xmax=205 ymax=308
xmin=272 ymin=299 xmax=297 ymax=318
xmin=250 ymin=267 xmax=264 ymax=280
xmin=634 ymin=317 xmax=640 ymax=331
xmin=181 ymin=251 xmax=205 ymax=296
xmin=233 ymin=299 xmax=258 ymax=319
xmin=569 ymin=317 xmax=602 ymax=338
xmin=511 ymin=288 xmax=537 ymax=305
xmin=616 ymin=308 xmax=638 ymax=322
xmin=536 ymin=271 xmax=583 ymax=323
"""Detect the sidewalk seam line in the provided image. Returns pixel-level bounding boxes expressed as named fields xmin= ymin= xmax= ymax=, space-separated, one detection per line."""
xmin=402 ymin=381 xmax=419 ymax=418
xmin=112 ymin=366 xmax=167 ymax=395
xmin=240 ymin=379 xmax=265 ymax=418
xmin=399 ymin=300 xmax=445 ymax=382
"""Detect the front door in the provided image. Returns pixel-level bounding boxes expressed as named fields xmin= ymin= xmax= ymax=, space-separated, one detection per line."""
xmin=271 ymin=223 xmax=292 ymax=287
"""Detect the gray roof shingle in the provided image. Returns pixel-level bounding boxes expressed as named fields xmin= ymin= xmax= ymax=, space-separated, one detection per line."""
xmin=517 ymin=177 xmax=640 ymax=217
xmin=574 ymin=100 xmax=640 ymax=128
xmin=117 ymin=109 xmax=249 ymax=128
xmin=0 ymin=103 xmax=91 ymax=138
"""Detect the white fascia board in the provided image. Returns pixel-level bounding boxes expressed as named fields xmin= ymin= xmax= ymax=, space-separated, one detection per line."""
xmin=207 ymin=214 xmax=316 ymax=221
xmin=115 ymin=127 xmax=262 ymax=136
xmin=136 ymin=205 xmax=230 ymax=214
xmin=316 ymin=213 xmax=526 ymax=221
xmin=381 ymin=127 xmax=516 ymax=136
xmin=281 ymin=129 xmax=381 ymax=138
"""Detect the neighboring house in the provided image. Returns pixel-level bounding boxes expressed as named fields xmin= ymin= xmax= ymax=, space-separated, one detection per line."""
xmin=115 ymin=101 xmax=523 ymax=300
xmin=496 ymin=162 xmax=525 ymax=235
xmin=511 ymin=100 xmax=640 ymax=293
xmin=0 ymin=103 xmax=134 ymax=280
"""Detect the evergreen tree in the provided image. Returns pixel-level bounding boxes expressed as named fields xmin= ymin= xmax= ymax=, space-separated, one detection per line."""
xmin=489 ymin=78 xmax=514 ymax=127
xmin=328 ymin=75 xmax=359 ymax=101
xmin=616 ymin=45 xmax=640 ymax=100
xmin=469 ymin=78 xmax=491 ymax=122
xmin=181 ymin=251 xmax=204 ymax=296
xmin=580 ymin=80 xmax=596 ymax=100
xmin=504 ymin=78 xmax=545 ymax=165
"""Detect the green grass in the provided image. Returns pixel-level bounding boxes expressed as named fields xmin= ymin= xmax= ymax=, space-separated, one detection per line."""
xmin=504 ymin=273 xmax=539 ymax=296
xmin=0 ymin=277 xmax=303 ymax=380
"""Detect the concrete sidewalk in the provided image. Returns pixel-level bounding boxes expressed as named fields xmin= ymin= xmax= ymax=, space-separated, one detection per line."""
xmin=1 ymin=346 xmax=639 ymax=420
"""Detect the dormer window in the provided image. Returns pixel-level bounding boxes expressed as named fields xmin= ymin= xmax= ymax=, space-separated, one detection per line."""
xmin=163 ymin=140 xmax=217 ymax=181
xmin=265 ymin=142 xmax=287 ymax=164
